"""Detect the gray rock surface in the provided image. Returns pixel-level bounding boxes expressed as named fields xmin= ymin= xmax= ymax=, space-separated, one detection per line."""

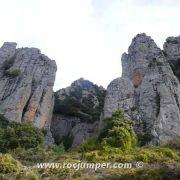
xmin=102 ymin=33 xmax=180 ymax=145
xmin=51 ymin=115 xmax=98 ymax=148
xmin=51 ymin=115 xmax=81 ymax=144
xmin=53 ymin=78 xmax=106 ymax=122
xmin=71 ymin=121 xmax=98 ymax=148
xmin=0 ymin=42 xmax=57 ymax=130
xmin=163 ymin=36 xmax=180 ymax=80
xmin=103 ymin=77 xmax=134 ymax=119
xmin=51 ymin=78 xmax=105 ymax=148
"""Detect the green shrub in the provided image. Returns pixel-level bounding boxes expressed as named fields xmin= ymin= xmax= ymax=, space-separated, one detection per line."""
xmin=136 ymin=131 xmax=153 ymax=146
xmin=127 ymin=147 xmax=180 ymax=163
xmin=17 ymin=170 xmax=39 ymax=180
xmin=100 ymin=110 xmax=137 ymax=150
xmin=0 ymin=122 xmax=44 ymax=153
xmin=62 ymin=136 xmax=73 ymax=150
xmin=0 ymin=153 xmax=23 ymax=173
xmin=85 ymin=151 xmax=101 ymax=162
xmin=10 ymin=147 xmax=57 ymax=166
xmin=0 ymin=114 xmax=9 ymax=128
xmin=6 ymin=68 xmax=21 ymax=78
xmin=79 ymin=137 xmax=99 ymax=152
xmin=106 ymin=166 xmax=180 ymax=180
xmin=83 ymin=146 xmax=180 ymax=163
xmin=51 ymin=143 xmax=65 ymax=155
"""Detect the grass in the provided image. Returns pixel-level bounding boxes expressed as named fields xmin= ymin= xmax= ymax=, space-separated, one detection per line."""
xmin=0 ymin=145 xmax=180 ymax=179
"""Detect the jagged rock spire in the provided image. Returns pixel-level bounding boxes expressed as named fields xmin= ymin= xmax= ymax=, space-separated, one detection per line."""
xmin=102 ymin=33 xmax=180 ymax=145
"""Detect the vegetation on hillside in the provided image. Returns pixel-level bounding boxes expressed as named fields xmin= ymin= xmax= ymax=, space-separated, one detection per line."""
xmin=5 ymin=67 xmax=21 ymax=78
xmin=53 ymin=81 xmax=106 ymax=123
xmin=0 ymin=111 xmax=180 ymax=179
xmin=99 ymin=110 xmax=137 ymax=150
xmin=0 ymin=114 xmax=44 ymax=153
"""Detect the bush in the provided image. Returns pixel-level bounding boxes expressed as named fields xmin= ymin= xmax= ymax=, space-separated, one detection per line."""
xmin=79 ymin=137 xmax=99 ymax=152
xmin=0 ymin=121 xmax=44 ymax=153
xmin=0 ymin=114 xmax=9 ymax=128
xmin=100 ymin=110 xmax=137 ymax=150
xmin=51 ymin=143 xmax=65 ymax=155
xmin=136 ymin=131 xmax=153 ymax=146
xmin=106 ymin=166 xmax=180 ymax=180
xmin=62 ymin=136 xmax=73 ymax=150
xmin=83 ymin=146 xmax=180 ymax=163
xmin=0 ymin=153 xmax=23 ymax=173
xmin=16 ymin=170 xmax=39 ymax=180
xmin=5 ymin=68 xmax=21 ymax=77
xmin=10 ymin=147 xmax=56 ymax=166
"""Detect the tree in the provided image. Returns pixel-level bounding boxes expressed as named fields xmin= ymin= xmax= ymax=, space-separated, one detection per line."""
xmin=100 ymin=110 xmax=137 ymax=150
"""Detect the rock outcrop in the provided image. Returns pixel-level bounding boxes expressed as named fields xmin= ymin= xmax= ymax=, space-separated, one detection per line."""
xmin=51 ymin=115 xmax=98 ymax=148
xmin=163 ymin=36 xmax=180 ymax=81
xmin=51 ymin=78 xmax=106 ymax=148
xmin=0 ymin=42 xmax=57 ymax=132
xmin=2 ymin=34 xmax=180 ymax=147
xmin=102 ymin=33 xmax=180 ymax=145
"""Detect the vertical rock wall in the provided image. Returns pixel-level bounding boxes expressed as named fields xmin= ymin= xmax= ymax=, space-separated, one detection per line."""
xmin=0 ymin=42 xmax=57 ymax=130
xmin=102 ymin=34 xmax=180 ymax=144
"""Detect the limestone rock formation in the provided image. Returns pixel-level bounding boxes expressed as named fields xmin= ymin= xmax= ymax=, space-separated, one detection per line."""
xmin=51 ymin=115 xmax=98 ymax=148
xmin=51 ymin=115 xmax=81 ymax=145
xmin=102 ymin=33 xmax=180 ymax=145
xmin=0 ymin=42 xmax=57 ymax=131
xmin=163 ymin=36 xmax=180 ymax=80
xmin=51 ymin=78 xmax=106 ymax=148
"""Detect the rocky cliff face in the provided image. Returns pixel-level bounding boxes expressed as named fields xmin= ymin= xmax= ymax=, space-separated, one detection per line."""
xmin=51 ymin=115 xmax=98 ymax=148
xmin=163 ymin=36 xmax=180 ymax=81
xmin=51 ymin=78 xmax=105 ymax=148
xmin=102 ymin=33 xmax=180 ymax=145
xmin=0 ymin=42 xmax=57 ymax=131
xmin=2 ymin=34 xmax=180 ymax=148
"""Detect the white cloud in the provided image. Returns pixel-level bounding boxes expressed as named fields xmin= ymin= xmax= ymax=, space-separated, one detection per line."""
xmin=0 ymin=0 xmax=180 ymax=90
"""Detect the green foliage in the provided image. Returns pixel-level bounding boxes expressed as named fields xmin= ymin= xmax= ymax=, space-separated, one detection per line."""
xmin=0 ymin=114 xmax=9 ymax=128
xmin=100 ymin=110 xmax=137 ymax=150
xmin=0 ymin=117 xmax=44 ymax=153
xmin=0 ymin=160 xmax=39 ymax=180
xmin=51 ymin=143 xmax=65 ymax=155
xmin=79 ymin=137 xmax=99 ymax=152
xmin=0 ymin=153 xmax=23 ymax=173
xmin=106 ymin=166 xmax=180 ymax=180
xmin=63 ymin=136 xmax=73 ymax=150
xmin=5 ymin=67 xmax=21 ymax=78
xmin=10 ymin=147 xmax=57 ymax=166
xmin=53 ymin=95 xmax=85 ymax=117
xmin=134 ymin=147 xmax=180 ymax=163
xmin=16 ymin=170 xmax=39 ymax=180
xmin=136 ymin=131 xmax=153 ymax=146
xmin=53 ymin=83 xmax=106 ymax=123
xmin=83 ymin=146 xmax=180 ymax=163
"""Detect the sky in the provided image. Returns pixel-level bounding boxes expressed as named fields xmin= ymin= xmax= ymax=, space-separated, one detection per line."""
xmin=0 ymin=0 xmax=180 ymax=90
